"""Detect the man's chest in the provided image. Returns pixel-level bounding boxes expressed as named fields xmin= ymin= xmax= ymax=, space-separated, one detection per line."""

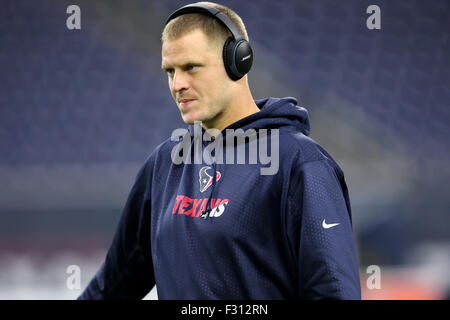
xmin=150 ymin=164 xmax=285 ymax=246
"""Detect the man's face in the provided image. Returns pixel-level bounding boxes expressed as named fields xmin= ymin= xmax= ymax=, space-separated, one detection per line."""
xmin=161 ymin=29 xmax=233 ymax=127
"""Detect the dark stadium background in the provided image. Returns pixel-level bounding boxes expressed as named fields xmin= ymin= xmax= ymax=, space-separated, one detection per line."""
xmin=0 ymin=0 xmax=449 ymax=299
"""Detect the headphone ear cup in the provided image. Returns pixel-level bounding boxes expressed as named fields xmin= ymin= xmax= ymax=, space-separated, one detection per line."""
xmin=223 ymin=37 xmax=253 ymax=81
xmin=234 ymin=40 xmax=253 ymax=76
xmin=223 ymin=37 xmax=239 ymax=80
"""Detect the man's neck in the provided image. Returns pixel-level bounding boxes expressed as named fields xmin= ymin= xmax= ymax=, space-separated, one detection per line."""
xmin=203 ymin=91 xmax=260 ymax=133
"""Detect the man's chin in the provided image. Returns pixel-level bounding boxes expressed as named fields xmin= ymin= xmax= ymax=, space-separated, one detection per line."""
xmin=181 ymin=114 xmax=203 ymax=125
xmin=181 ymin=116 xmax=194 ymax=125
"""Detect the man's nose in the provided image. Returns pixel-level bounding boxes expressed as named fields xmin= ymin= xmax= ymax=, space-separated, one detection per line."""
xmin=171 ymin=70 xmax=189 ymax=92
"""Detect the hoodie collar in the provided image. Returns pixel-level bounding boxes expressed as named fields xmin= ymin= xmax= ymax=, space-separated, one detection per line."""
xmin=188 ymin=97 xmax=310 ymax=137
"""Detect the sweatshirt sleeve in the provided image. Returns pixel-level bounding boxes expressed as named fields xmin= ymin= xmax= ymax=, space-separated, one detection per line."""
xmin=78 ymin=161 xmax=155 ymax=299
xmin=286 ymin=159 xmax=361 ymax=299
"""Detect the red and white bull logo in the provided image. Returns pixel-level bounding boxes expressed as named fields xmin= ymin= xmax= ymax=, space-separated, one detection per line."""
xmin=199 ymin=166 xmax=221 ymax=193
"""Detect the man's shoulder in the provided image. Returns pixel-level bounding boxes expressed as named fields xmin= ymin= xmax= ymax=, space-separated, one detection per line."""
xmin=278 ymin=128 xmax=330 ymax=165
xmin=147 ymin=135 xmax=183 ymax=159
xmin=278 ymin=129 xmax=346 ymax=184
xmin=155 ymin=136 xmax=181 ymax=155
xmin=138 ymin=135 xmax=182 ymax=174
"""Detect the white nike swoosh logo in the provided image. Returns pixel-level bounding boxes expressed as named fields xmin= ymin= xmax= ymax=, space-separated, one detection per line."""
xmin=322 ymin=219 xmax=340 ymax=229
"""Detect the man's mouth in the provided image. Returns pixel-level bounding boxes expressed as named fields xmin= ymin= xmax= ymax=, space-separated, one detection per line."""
xmin=179 ymin=99 xmax=195 ymax=107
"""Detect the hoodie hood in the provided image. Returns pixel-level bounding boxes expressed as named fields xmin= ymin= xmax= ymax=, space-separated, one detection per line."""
xmin=229 ymin=97 xmax=310 ymax=135
xmin=188 ymin=96 xmax=310 ymax=137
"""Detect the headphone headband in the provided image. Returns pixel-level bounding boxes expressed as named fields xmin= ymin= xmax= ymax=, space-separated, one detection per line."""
xmin=166 ymin=4 xmax=244 ymax=41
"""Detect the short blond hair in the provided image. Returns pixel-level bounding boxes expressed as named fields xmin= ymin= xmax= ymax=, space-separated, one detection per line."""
xmin=161 ymin=2 xmax=249 ymax=50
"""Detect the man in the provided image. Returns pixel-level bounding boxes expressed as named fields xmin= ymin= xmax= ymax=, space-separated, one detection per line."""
xmin=79 ymin=2 xmax=361 ymax=299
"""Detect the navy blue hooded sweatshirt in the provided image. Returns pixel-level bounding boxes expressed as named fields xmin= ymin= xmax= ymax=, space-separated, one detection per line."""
xmin=79 ymin=97 xmax=361 ymax=300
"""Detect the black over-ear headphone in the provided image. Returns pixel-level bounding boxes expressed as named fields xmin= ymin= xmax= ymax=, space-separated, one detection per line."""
xmin=166 ymin=3 xmax=253 ymax=81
